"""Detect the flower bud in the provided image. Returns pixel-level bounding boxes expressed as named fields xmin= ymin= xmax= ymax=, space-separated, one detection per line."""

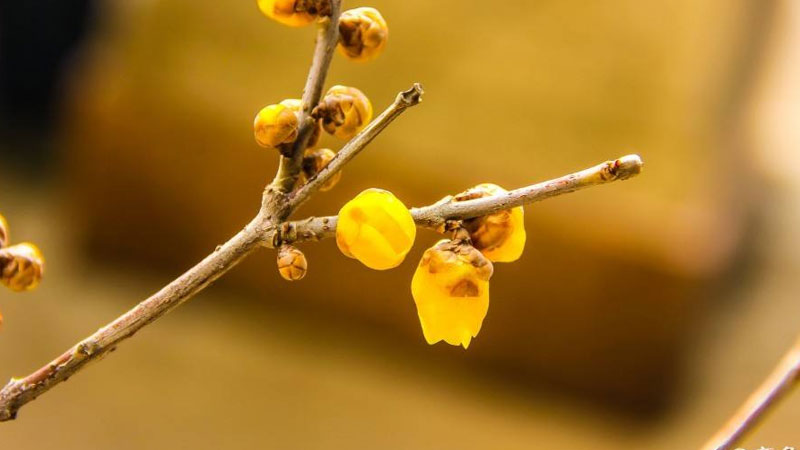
xmin=0 ymin=214 xmax=9 ymax=248
xmin=1 ymin=242 xmax=45 ymax=292
xmin=253 ymin=100 xmax=300 ymax=148
xmin=454 ymin=183 xmax=526 ymax=262
xmin=336 ymin=188 xmax=416 ymax=270
xmin=338 ymin=7 xmax=388 ymax=62
xmin=411 ymin=239 xmax=493 ymax=349
xmin=302 ymin=148 xmax=341 ymax=191
xmin=314 ymin=86 xmax=372 ymax=140
xmin=277 ymin=245 xmax=307 ymax=281
xmin=257 ymin=0 xmax=331 ymax=27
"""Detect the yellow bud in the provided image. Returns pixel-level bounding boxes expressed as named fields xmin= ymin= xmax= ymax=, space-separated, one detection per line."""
xmin=336 ymin=188 xmax=416 ymax=270
xmin=1 ymin=242 xmax=45 ymax=292
xmin=253 ymin=100 xmax=300 ymax=148
xmin=314 ymin=85 xmax=372 ymax=140
xmin=257 ymin=0 xmax=331 ymax=27
xmin=277 ymin=245 xmax=307 ymax=281
xmin=411 ymin=239 xmax=493 ymax=349
xmin=454 ymin=183 xmax=526 ymax=262
xmin=302 ymin=148 xmax=341 ymax=191
xmin=338 ymin=7 xmax=388 ymax=62
xmin=0 ymin=213 xmax=9 ymax=248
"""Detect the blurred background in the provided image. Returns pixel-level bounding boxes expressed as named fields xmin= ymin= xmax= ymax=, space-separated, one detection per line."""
xmin=1 ymin=0 xmax=799 ymax=448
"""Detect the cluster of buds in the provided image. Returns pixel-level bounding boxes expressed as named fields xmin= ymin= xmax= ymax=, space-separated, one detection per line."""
xmin=0 ymin=213 xmax=45 ymax=326
xmin=253 ymin=4 xmax=383 ymax=193
xmin=256 ymin=1 xmax=388 ymax=280
xmin=331 ymin=183 xmax=526 ymax=349
xmin=409 ymin=184 xmax=525 ymax=347
xmin=254 ymin=1 xmax=386 ymax=162
xmin=253 ymin=87 xmax=371 ymax=160
xmin=257 ymin=1 xmax=389 ymax=63
xmin=256 ymin=2 xmax=529 ymax=349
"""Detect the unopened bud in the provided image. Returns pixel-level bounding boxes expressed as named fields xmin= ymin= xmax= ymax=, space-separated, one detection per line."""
xmin=302 ymin=148 xmax=341 ymax=191
xmin=277 ymin=245 xmax=307 ymax=281
xmin=313 ymin=86 xmax=372 ymax=140
xmin=338 ymin=7 xmax=388 ymax=62
xmin=1 ymin=242 xmax=45 ymax=292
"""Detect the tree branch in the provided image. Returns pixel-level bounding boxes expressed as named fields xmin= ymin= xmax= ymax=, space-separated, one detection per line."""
xmin=271 ymin=0 xmax=342 ymax=195
xmin=270 ymin=154 xmax=644 ymax=246
xmin=0 ymin=1 xmax=643 ymax=420
xmin=701 ymin=336 xmax=800 ymax=450
xmin=2 ymin=0 xmax=346 ymax=422
xmin=0 ymin=213 xmax=270 ymax=421
xmin=0 ymin=77 xmax=423 ymax=422
xmin=289 ymin=83 xmax=424 ymax=212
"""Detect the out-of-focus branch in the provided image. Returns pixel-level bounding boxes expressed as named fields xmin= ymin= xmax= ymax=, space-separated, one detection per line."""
xmin=701 ymin=337 xmax=800 ymax=450
xmin=270 ymin=154 xmax=644 ymax=246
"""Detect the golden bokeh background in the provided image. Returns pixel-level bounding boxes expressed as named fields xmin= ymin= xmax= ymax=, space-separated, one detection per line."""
xmin=1 ymin=0 xmax=799 ymax=448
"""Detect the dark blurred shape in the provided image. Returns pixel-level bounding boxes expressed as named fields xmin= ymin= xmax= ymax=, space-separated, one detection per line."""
xmin=0 ymin=0 xmax=95 ymax=172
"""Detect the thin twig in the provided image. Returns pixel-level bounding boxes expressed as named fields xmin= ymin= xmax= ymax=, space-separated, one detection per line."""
xmin=272 ymin=0 xmax=342 ymax=195
xmin=289 ymin=83 xmax=424 ymax=212
xmin=0 ymin=213 xmax=270 ymax=421
xmin=270 ymin=154 xmax=644 ymax=246
xmin=701 ymin=337 xmax=800 ymax=450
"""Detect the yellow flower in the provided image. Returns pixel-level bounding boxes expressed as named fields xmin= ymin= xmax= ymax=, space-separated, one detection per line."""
xmin=336 ymin=188 xmax=416 ymax=270
xmin=257 ymin=0 xmax=329 ymax=27
xmin=411 ymin=239 xmax=493 ymax=349
xmin=1 ymin=242 xmax=45 ymax=292
xmin=338 ymin=7 xmax=388 ymax=62
xmin=315 ymin=85 xmax=372 ymax=140
xmin=454 ymin=183 xmax=526 ymax=262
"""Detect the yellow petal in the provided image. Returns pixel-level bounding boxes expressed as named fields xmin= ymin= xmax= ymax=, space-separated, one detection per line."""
xmin=336 ymin=189 xmax=415 ymax=270
xmin=411 ymin=240 xmax=491 ymax=349
xmin=257 ymin=0 xmax=316 ymax=27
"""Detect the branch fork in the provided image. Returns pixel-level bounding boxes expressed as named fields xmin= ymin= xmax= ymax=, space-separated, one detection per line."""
xmin=0 ymin=0 xmax=644 ymax=423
